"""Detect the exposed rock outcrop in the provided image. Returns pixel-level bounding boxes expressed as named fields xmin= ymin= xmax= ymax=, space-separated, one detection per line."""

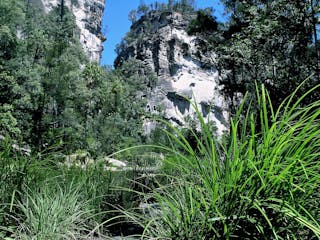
xmin=38 ymin=0 xmax=105 ymax=62
xmin=115 ymin=11 xmax=229 ymax=136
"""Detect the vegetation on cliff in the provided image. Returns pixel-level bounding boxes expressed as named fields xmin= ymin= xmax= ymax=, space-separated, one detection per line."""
xmin=1 ymin=0 xmax=320 ymax=239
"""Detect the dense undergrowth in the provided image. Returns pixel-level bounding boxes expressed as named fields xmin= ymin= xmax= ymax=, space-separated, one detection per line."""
xmin=122 ymin=83 xmax=320 ymax=239
xmin=1 ymin=0 xmax=320 ymax=239
xmin=1 ymin=83 xmax=320 ymax=239
xmin=0 ymin=141 xmax=143 ymax=239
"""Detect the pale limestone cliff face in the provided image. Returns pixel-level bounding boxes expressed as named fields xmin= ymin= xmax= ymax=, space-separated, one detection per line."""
xmin=40 ymin=0 xmax=105 ymax=62
xmin=115 ymin=11 xmax=230 ymax=136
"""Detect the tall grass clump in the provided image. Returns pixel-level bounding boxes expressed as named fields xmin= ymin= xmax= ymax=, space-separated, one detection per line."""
xmin=13 ymin=182 xmax=97 ymax=240
xmin=0 ymin=138 xmax=35 ymax=233
xmin=0 ymin=142 xmax=118 ymax=238
xmin=136 ymin=83 xmax=320 ymax=239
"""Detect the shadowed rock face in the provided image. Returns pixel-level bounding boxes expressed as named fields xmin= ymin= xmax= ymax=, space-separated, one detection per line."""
xmin=116 ymin=11 xmax=230 ymax=136
xmin=40 ymin=0 xmax=105 ymax=62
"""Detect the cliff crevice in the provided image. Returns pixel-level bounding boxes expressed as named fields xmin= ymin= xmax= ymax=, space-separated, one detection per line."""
xmin=115 ymin=10 xmax=230 ymax=136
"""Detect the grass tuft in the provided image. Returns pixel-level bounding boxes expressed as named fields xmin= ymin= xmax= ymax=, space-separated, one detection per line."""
xmin=132 ymin=83 xmax=320 ymax=239
xmin=13 ymin=183 xmax=97 ymax=239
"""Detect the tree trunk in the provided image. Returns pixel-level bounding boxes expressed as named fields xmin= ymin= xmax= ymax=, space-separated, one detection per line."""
xmin=60 ymin=0 xmax=65 ymax=21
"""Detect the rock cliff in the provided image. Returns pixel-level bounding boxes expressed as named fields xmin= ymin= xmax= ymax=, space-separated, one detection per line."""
xmin=115 ymin=11 xmax=229 ymax=136
xmin=38 ymin=0 xmax=105 ymax=62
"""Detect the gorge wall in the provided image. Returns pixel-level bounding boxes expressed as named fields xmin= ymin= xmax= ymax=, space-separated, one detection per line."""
xmin=115 ymin=11 xmax=230 ymax=136
xmin=37 ymin=0 xmax=105 ymax=62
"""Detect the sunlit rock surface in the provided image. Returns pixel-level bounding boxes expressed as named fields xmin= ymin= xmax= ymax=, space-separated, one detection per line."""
xmin=116 ymin=11 xmax=229 ymax=136
xmin=39 ymin=0 xmax=105 ymax=62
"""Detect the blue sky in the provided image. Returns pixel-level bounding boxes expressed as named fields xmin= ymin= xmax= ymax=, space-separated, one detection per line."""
xmin=100 ymin=0 xmax=227 ymax=66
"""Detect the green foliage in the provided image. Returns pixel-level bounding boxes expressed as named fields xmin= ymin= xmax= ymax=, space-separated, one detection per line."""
xmin=187 ymin=9 xmax=218 ymax=35
xmin=173 ymin=0 xmax=195 ymax=14
xmin=0 ymin=1 xmax=86 ymax=150
xmin=0 ymin=67 xmax=19 ymax=104
xmin=0 ymin=0 xmax=24 ymax=61
xmin=65 ymin=60 xmax=151 ymax=156
xmin=0 ymin=139 xmax=34 ymax=230
xmin=129 ymin=84 xmax=320 ymax=239
xmin=137 ymin=2 xmax=150 ymax=17
xmin=128 ymin=9 xmax=138 ymax=23
xmin=0 ymin=139 xmax=144 ymax=238
xmin=0 ymin=0 xmax=24 ymax=28
xmin=121 ymin=1 xmax=198 ymax=60
xmin=0 ymin=105 xmax=21 ymax=138
xmin=134 ymin=0 xmax=196 ymax=20
xmin=0 ymin=0 xmax=151 ymax=156
xmin=2 ymin=1 xmax=320 ymax=237
xmin=217 ymin=0 xmax=318 ymax=109
xmin=0 ymin=26 xmax=17 ymax=61
xmin=14 ymin=183 xmax=97 ymax=239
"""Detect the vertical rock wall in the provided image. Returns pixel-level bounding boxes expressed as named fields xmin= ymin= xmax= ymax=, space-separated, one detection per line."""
xmin=115 ymin=11 xmax=230 ymax=136
xmin=40 ymin=0 xmax=105 ymax=62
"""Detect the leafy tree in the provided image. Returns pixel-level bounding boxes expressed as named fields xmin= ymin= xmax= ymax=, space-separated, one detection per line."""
xmin=172 ymin=0 xmax=195 ymax=13
xmin=0 ymin=104 xmax=21 ymax=138
xmin=0 ymin=26 xmax=17 ymax=61
xmin=0 ymin=67 xmax=20 ymax=104
xmin=0 ymin=0 xmax=24 ymax=28
xmin=128 ymin=9 xmax=137 ymax=23
xmin=218 ymin=0 xmax=316 ymax=109
xmin=188 ymin=8 xmax=218 ymax=35
xmin=0 ymin=0 xmax=154 ymax=156
xmin=137 ymin=1 xmax=150 ymax=18
xmin=0 ymin=0 xmax=24 ymax=62
xmin=0 ymin=1 xmax=88 ymax=150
